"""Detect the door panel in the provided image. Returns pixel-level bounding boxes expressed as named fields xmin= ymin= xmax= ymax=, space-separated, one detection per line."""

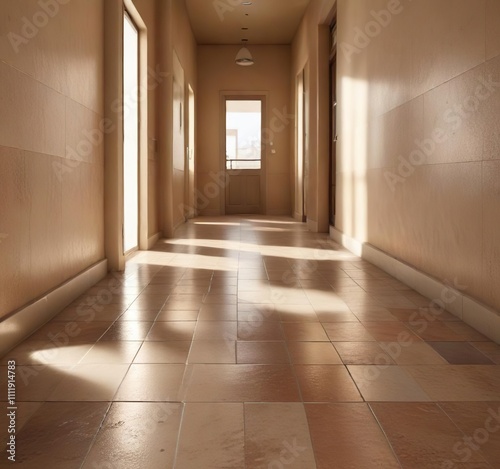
xmin=123 ymin=12 xmax=139 ymax=253
xmin=224 ymin=98 xmax=264 ymax=215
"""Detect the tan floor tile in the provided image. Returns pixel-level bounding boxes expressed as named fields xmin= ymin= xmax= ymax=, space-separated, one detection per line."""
xmin=371 ymin=402 xmax=488 ymax=468
xmin=82 ymin=402 xmax=182 ymax=469
xmin=79 ymin=341 xmax=141 ymax=364
xmin=404 ymin=365 xmax=500 ymax=401
xmin=99 ymin=321 xmax=153 ymax=341
xmin=114 ymin=364 xmax=185 ymax=401
xmin=407 ymin=321 xmax=467 ymax=341
xmin=334 ymin=341 xmax=396 ymax=365
xmin=189 ymin=340 xmax=236 ymax=363
xmin=155 ymin=310 xmax=199 ymax=321
xmin=348 ymin=365 xmax=431 ymax=401
xmin=305 ymin=403 xmax=400 ymax=469
xmin=323 ymin=322 xmax=376 ymax=341
xmin=236 ymin=341 xmax=289 ymax=364
xmin=47 ymin=364 xmax=129 ymax=401
xmin=237 ymin=304 xmax=281 ymax=322
xmin=181 ymin=364 xmax=301 ymax=402
xmin=471 ymin=342 xmax=500 ymax=364
xmin=439 ymin=402 xmax=500 ymax=467
xmin=194 ymin=321 xmax=237 ymax=340
xmin=175 ymin=403 xmax=244 ymax=469
xmin=361 ymin=321 xmax=422 ymax=342
xmin=117 ymin=309 xmax=159 ymax=321
xmin=28 ymin=321 xmax=112 ymax=343
xmin=146 ymin=321 xmax=196 ymax=341
xmin=198 ymin=304 xmax=237 ymax=321
xmin=1 ymin=341 xmax=93 ymax=366
xmin=245 ymin=403 xmax=317 ymax=468
xmin=0 ymin=365 xmax=70 ymax=402
xmin=282 ymin=323 xmax=329 ymax=342
xmin=237 ymin=321 xmax=284 ymax=341
xmin=294 ymin=365 xmax=363 ymax=402
xmin=288 ymin=342 xmax=343 ymax=364
xmin=13 ymin=402 xmax=109 ymax=468
xmin=380 ymin=341 xmax=448 ymax=365
xmin=134 ymin=341 xmax=191 ymax=364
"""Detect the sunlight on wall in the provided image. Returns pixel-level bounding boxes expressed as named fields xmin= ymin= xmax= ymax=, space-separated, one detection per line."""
xmin=339 ymin=75 xmax=368 ymax=242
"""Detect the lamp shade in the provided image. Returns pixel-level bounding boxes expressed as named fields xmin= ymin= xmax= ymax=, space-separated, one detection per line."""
xmin=235 ymin=47 xmax=254 ymax=66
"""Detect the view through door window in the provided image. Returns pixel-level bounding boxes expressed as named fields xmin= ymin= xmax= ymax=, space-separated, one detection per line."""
xmin=226 ymin=100 xmax=262 ymax=170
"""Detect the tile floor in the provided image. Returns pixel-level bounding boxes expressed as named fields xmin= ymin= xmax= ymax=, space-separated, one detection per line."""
xmin=1 ymin=216 xmax=500 ymax=468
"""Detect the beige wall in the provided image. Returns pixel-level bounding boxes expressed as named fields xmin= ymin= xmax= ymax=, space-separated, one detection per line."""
xmin=157 ymin=0 xmax=197 ymax=235
xmin=0 ymin=0 xmax=105 ymax=319
xmin=197 ymin=45 xmax=292 ymax=216
xmin=336 ymin=0 xmax=500 ymax=312
xmin=291 ymin=0 xmax=336 ymax=232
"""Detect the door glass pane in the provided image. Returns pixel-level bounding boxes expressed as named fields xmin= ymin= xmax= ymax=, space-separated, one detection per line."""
xmin=226 ymin=100 xmax=261 ymax=170
xmin=123 ymin=13 xmax=139 ymax=253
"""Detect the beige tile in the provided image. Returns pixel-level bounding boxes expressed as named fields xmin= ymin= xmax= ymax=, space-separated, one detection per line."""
xmin=79 ymin=341 xmax=141 ymax=364
xmin=380 ymin=341 xmax=448 ymax=365
xmin=373 ymin=402 xmax=487 ymax=468
xmin=288 ymin=342 xmax=342 ymax=364
xmin=2 ymin=341 xmax=92 ymax=366
xmin=306 ymin=403 xmax=400 ymax=469
xmin=323 ymin=322 xmax=376 ymax=341
xmin=237 ymin=321 xmax=284 ymax=341
xmin=47 ymin=364 xmax=129 ymax=401
xmin=294 ymin=365 xmax=362 ymax=402
xmin=175 ymin=403 xmax=244 ymax=469
xmin=282 ymin=323 xmax=329 ymax=342
xmin=440 ymin=401 xmax=500 ymax=467
xmin=348 ymin=365 xmax=431 ymax=402
xmin=189 ymin=340 xmax=236 ymax=363
xmin=334 ymin=342 xmax=396 ymax=365
xmin=146 ymin=321 xmax=196 ymax=341
xmin=194 ymin=321 xmax=237 ymax=340
xmin=405 ymin=365 xmax=500 ymax=401
xmin=82 ymin=402 xmax=182 ymax=469
xmin=0 ymin=365 xmax=70 ymax=402
xmin=14 ymin=402 xmax=109 ymax=469
xmin=114 ymin=364 xmax=185 ymax=401
xmin=99 ymin=321 xmax=153 ymax=341
xmin=134 ymin=341 xmax=191 ymax=364
xmin=181 ymin=364 xmax=301 ymax=402
xmin=0 ymin=401 xmax=42 ymax=448
xmin=197 ymin=304 xmax=237 ymax=321
xmin=236 ymin=341 xmax=289 ymax=364
xmin=155 ymin=310 xmax=199 ymax=321
xmin=245 ymin=403 xmax=317 ymax=468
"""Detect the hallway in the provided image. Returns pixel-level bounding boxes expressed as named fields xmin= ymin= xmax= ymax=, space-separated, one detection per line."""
xmin=2 ymin=217 xmax=500 ymax=468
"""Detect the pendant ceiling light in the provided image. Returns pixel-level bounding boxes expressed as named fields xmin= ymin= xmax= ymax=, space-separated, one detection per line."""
xmin=235 ymin=46 xmax=254 ymax=66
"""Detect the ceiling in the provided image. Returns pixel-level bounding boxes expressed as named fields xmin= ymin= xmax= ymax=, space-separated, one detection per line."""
xmin=185 ymin=0 xmax=312 ymax=45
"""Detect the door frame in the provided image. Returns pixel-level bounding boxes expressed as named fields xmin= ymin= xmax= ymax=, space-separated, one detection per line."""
xmin=219 ymin=91 xmax=268 ymax=215
xmin=123 ymin=0 xmax=148 ymax=254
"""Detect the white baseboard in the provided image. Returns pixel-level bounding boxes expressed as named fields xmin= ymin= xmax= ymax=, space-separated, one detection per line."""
xmin=330 ymin=226 xmax=500 ymax=344
xmin=0 ymin=259 xmax=108 ymax=357
xmin=148 ymin=232 xmax=161 ymax=249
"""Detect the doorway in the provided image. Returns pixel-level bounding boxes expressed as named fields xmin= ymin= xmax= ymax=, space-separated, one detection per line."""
xmin=224 ymin=97 xmax=265 ymax=215
xmin=329 ymin=21 xmax=337 ymax=226
xmin=123 ymin=11 xmax=139 ymax=253
xmin=185 ymin=85 xmax=196 ymax=219
xmin=296 ymin=69 xmax=306 ymax=222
